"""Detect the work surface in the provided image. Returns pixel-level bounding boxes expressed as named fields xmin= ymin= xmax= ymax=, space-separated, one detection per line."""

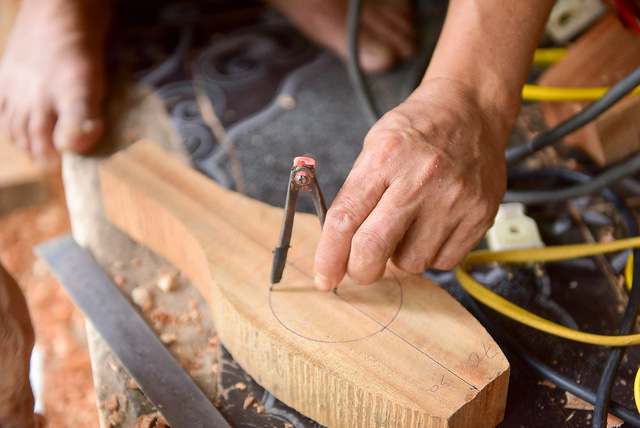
xmin=57 ymin=2 xmax=640 ymax=427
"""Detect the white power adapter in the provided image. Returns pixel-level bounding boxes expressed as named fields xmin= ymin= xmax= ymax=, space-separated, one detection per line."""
xmin=486 ymin=203 xmax=545 ymax=251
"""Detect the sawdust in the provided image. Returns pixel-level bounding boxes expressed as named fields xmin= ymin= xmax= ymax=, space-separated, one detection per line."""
xmin=243 ymin=395 xmax=255 ymax=409
xmin=0 ymin=170 xmax=96 ymax=427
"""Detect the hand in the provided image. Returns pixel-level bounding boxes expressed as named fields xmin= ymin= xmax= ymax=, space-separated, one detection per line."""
xmin=313 ymin=78 xmax=510 ymax=289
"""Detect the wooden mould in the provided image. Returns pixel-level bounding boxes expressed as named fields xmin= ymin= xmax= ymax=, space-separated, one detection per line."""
xmin=99 ymin=140 xmax=510 ymax=427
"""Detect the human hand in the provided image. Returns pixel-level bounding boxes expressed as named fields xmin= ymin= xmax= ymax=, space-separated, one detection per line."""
xmin=313 ymin=78 xmax=511 ymax=289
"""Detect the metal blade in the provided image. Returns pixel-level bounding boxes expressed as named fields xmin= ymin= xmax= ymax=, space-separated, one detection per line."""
xmin=34 ymin=234 xmax=230 ymax=428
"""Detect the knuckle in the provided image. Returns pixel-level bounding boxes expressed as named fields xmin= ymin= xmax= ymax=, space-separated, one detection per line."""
xmin=326 ymin=201 xmax=362 ymax=239
xmin=394 ymin=253 xmax=428 ymax=274
xmin=353 ymin=228 xmax=389 ymax=261
xmin=431 ymin=256 xmax=460 ymax=271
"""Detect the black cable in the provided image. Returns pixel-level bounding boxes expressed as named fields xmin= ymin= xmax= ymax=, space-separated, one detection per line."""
xmin=464 ymin=295 xmax=640 ymax=426
xmin=504 ymin=152 xmax=640 ymax=204
xmin=346 ymin=0 xmax=380 ymax=126
xmin=481 ymin=168 xmax=640 ymax=425
xmin=506 ymin=64 xmax=640 ymax=165
xmin=593 ymin=247 xmax=640 ymax=427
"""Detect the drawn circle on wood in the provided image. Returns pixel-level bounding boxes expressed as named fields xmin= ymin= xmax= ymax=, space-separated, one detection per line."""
xmin=269 ymin=253 xmax=403 ymax=343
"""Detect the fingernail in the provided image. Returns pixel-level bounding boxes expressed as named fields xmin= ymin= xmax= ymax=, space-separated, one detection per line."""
xmin=314 ymin=273 xmax=332 ymax=291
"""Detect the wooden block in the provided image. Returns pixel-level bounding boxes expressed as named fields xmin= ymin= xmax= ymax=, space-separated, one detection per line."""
xmin=538 ymin=13 xmax=640 ymax=166
xmin=0 ymin=138 xmax=47 ymax=214
xmin=99 ymin=140 xmax=510 ymax=427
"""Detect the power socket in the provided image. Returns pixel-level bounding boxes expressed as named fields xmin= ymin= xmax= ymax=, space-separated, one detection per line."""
xmin=486 ymin=203 xmax=545 ymax=251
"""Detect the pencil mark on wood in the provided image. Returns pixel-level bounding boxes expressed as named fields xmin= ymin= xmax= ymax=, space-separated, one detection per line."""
xmin=269 ymin=254 xmax=403 ymax=343
xmin=468 ymin=342 xmax=499 ymax=368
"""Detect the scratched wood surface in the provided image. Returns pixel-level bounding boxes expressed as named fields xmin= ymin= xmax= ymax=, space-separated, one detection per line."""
xmin=99 ymin=140 xmax=510 ymax=427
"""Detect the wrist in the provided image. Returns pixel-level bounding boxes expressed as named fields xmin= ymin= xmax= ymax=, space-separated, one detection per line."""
xmin=408 ymin=76 xmax=517 ymax=151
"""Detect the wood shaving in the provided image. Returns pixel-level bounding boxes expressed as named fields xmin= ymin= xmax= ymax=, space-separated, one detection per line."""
xmin=234 ymin=382 xmax=247 ymax=391
xmin=607 ymin=414 xmax=625 ymax=428
xmin=132 ymin=286 xmax=153 ymax=312
xmin=100 ymin=393 xmax=120 ymax=412
xmin=243 ymin=395 xmax=255 ymax=409
xmin=256 ymin=404 xmax=265 ymax=414
xmin=156 ymin=269 xmax=179 ymax=292
xmin=565 ymin=392 xmax=593 ymax=411
xmin=135 ymin=414 xmax=156 ymax=428
xmin=109 ymin=361 xmax=120 ymax=373
xmin=284 ymin=424 xmax=293 ymax=428
xmin=126 ymin=378 xmax=139 ymax=390
xmin=539 ymin=380 xmax=556 ymax=388
xmin=107 ymin=410 xmax=124 ymax=426
xmin=114 ymin=274 xmax=126 ymax=287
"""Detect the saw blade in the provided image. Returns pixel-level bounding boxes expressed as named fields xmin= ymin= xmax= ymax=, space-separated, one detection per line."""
xmin=35 ymin=234 xmax=230 ymax=428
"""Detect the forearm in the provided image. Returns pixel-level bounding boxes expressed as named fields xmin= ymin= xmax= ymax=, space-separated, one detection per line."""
xmin=423 ymin=0 xmax=555 ymax=130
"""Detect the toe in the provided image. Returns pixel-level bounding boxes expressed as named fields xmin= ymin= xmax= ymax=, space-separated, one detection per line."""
xmin=29 ymin=109 xmax=57 ymax=162
xmin=359 ymin=37 xmax=396 ymax=73
xmin=9 ymin=108 xmax=30 ymax=152
xmin=53 ymin=84 xmax=103 ymax=153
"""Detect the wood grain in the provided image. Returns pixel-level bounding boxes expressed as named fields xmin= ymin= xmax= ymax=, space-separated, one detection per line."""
xmin=538 ymin=13 xmax=640 ymax=166
xmin=99 ymin=140 xmax=510 ymax=427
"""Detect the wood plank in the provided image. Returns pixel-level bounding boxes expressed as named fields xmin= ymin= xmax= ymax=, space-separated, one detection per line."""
xmin=99 ymin=140 xmax=510 ymax=427
xmin=0 ymin=138 xmax=47 ymax=214
xmin=537 ymin=13 xmax=640 ymax=166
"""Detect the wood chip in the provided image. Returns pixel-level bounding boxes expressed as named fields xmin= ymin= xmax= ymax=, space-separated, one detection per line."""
xmin=565 ymin=392 xmax=593 ymax=411
xmin=100 ymin=393 xmax=119 ymax=412
xmin=540 ymin=380 xmax=556 ymax=388
xmin=234 ymin=382 xmax=247 ymax=391
xmin=126 ymin=378 xmax=139 ymax=389
xmin=256 ymin=404 xmax=265 ymax=414
xmin=131 ymin=257 xmax=141 ymax=267
xmin=159 ymin=332 xmax=177 ymax=345
xmin=284 ymin=424 xmax=293 ymax=428
xmin=135 ymin=414 xmax=156 ymax=428
xmin=608 ymin=414 xmax=625 ymax=428
xmin=277 ymin=94 xmax=296 ymax=110
xmin=132 ymin=286 xmax=153 ymax=312
xmin=156 ymin=270 xmax=179 ymax=292
xmin=109 ymin=361 xmax=120 ymax=373
xmin=114 ymin=274 xmax=126 ymax=287
xmin=107 ymin=410 xmax=124 ymax=426
xmin=243 ymin=395 xmax=255 ymax=409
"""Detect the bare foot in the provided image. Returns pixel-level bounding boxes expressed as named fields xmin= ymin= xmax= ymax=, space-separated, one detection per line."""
xmin=0 ymin=0 xmax=110 ymax=163
xmin=269 ymin=0 xmax=417 ymax=73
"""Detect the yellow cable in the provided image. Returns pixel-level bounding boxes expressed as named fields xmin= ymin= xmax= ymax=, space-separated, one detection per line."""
xmin=626 ymin=252 xmax=634 ymax=292
xmin=522 ymin=84 xmax=640 ymax=101
xmin=455 ymin=236 xmax=640 ymax=346
xmin=635 ymin=365 xmax=640 ymax=414
xmin=526 ymin=48 xmax=640 ymax=101
xmin=532 ymin=48 xmax=568 ymax=66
